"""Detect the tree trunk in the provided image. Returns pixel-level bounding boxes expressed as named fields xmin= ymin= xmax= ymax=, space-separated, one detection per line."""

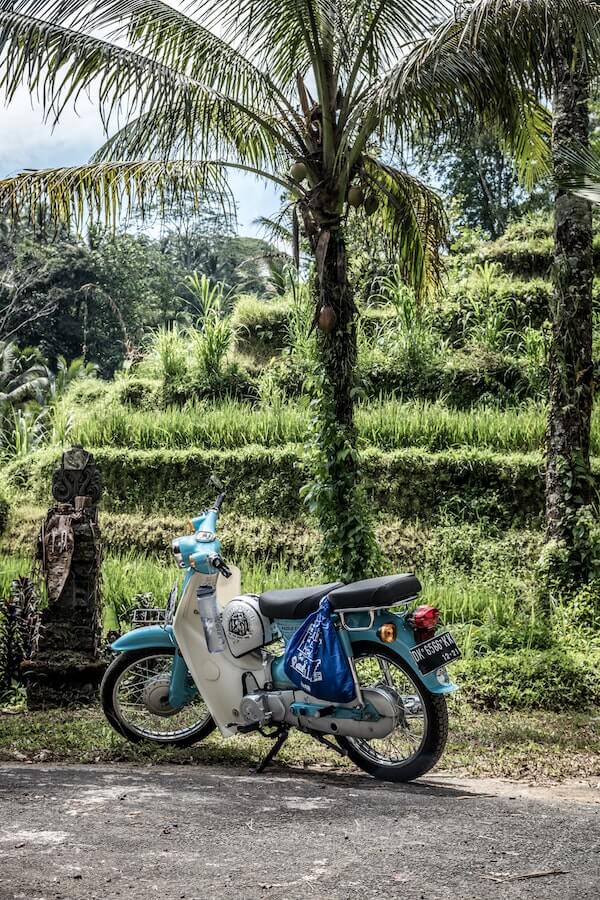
xmin=546 ymin=57 xmax=594 ymax=554
xmin=310 ymin=226 xmax=378 ymax=582
xmin=317 ymin=229 xmax=356 ymax=428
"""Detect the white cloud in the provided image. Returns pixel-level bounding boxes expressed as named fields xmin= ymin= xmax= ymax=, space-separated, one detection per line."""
xmin=0 ymin=89 xmax=280 ymax=237
xmin=0 ymin=88 xmax=105 ymax=174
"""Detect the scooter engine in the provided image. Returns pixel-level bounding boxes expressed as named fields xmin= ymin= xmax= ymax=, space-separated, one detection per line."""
xmin=239 ymin=692 xmax=286 ymax=726
xmin=236 ymin=687 xmax=401 ymax=739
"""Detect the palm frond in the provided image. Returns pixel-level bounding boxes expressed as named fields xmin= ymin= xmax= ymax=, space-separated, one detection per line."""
xmin=361 ymin=158 xmax=448 ymax=300
xmin=0 ymin=8 xmax=298 ymax=166
xmin=90 ymin=100 xmax=291 ymax=173
xmin=253 ymin=214 xmax=294 ymax=245
xmin=337 ymin=0 xmax=443 ymax=89
xmin=494 ymin=99 xmax=551 ymax=191
xmin=359 ymin=0 xmax=600 ymax=160
xmin=9 ymin=0 xmax=296 ymax=114
xmin=556 ymin=142 xmax=600 ymax=202
xmin=0 ymin=160 xmax=235 ymax=230
xmin=205 ymin=0 xmax=334 ymax=91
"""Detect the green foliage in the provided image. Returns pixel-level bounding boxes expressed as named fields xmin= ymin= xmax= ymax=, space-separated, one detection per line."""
xmin=359 ymin=347 xmax=535 ymax=406
xmin=66 ymin=396 xmax=600 ymax=455
xmin=415 ymin=127 xmax=551 ymax=240
xmin=536 ymin=505 xmax=600 ymax=611
xmin=302 ymin=373 xmax=382 ymax=583
xmin=142 ymin=316 xmax=254 ymax=405
xmin=232 ymin=295 xmax=290 ymax=358
xmin=4 ymin=443 xmax=568 ymax=525
xmin=370 ymin=266 xmax=441 ymax=367
xmin=0 ymin=481 xmax=8 ymax=536
xmin=113 ymin=377 xmax=161 ymax=410
xmin=72 ymin=399 xmax=307 ymax=449
xmin=102 ymin=553 xmax=180 ymax=632
xmin=442 ymin=273 xmax=552 ymax=336
xmin=164 ymin=229 xmax=282 ymax=298
xmin=0 ymin=229 xmax=185 ymax=375
xmin=147 ymin=323 xmax=188 ymax=387
xmin=456 ymin=648 xmax=600 ymax=711
xmin=185 ymin=274 xmax=234 ymax=383
xmin=1 ymin=408 xmax=46 ymax=458
xmin=461 ymin=211 xmax=600 ymax=276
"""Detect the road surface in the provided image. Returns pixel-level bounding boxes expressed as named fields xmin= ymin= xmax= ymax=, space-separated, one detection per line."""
xmin=1 ymin=763 xmax=599 ymax=899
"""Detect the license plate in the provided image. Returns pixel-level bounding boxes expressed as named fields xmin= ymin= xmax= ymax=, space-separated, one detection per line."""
xmin=410 ymin=631 xmax=461 ymax=675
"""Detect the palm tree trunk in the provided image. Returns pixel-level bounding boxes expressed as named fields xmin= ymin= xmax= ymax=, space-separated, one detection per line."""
xmin=317 ymin=229 xmax=356 ymax=427
xmin=546 ymin=56 xmax=594 ymax=555
xmin=310 ymin=226 xmax=378 ymax=582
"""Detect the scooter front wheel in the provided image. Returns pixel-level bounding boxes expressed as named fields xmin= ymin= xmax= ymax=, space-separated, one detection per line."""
xmin=101 ymin=648 xmax=215 ymax=747
xmin=336 ymin=642 xmax=448 ymax=782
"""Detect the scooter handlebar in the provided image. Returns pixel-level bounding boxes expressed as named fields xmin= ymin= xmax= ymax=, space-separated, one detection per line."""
xmin=208 ymin=553 xmax=232 ymax=578
xmin=212 ymin=491 xmax=226 ymax=512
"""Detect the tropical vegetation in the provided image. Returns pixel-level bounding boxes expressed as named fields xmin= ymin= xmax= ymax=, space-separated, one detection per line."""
xmin=2 ymin=2 xmax=600 ymax=724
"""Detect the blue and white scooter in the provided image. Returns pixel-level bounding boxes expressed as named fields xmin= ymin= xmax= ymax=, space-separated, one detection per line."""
xmin=101 ymin=480 xmax=460 ymax=781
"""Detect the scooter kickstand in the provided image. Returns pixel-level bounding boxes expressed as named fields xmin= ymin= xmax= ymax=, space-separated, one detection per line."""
xmin=255 ymin=727 xmax=289 ymax=774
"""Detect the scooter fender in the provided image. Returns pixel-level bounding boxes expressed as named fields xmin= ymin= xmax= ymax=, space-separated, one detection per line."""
xmin=110 ymin=625 xmax=176 ymax=652
xmin=110 ymin=626 xmax=193 ymax=708
xmin=344 ymin=610 xmax=458 ymax=696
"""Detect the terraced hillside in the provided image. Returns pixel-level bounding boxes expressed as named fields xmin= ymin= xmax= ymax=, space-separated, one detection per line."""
xmin=2 ymin=215 xmax=600 ymax=710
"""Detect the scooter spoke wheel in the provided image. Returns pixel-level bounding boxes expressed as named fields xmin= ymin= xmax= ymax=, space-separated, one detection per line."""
xmin=336 ymin=643 xmax=448 ymax=782
xmin=101 ymin=648 xmax=215 ymax=747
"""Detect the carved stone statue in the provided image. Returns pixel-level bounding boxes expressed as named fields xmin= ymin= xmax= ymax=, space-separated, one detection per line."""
xmin=23 ymin=446 xmax=104 ymax=707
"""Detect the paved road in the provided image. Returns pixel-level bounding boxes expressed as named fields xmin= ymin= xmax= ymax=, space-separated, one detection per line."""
xmin=0 ymin=763 xmax=599 ymax=900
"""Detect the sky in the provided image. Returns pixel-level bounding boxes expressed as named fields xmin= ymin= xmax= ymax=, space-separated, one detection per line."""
xmin=0 ymin=88 xmax=281 ymax=238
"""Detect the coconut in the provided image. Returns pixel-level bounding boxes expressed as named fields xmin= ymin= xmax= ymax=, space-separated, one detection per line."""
xmin=364 ymin=193 xmax=380 ymax=216
xmin=318 ymin=304 xmax=337 ymax=333
xmin=290 ymin=161 xmax=308 ymax=182
xmin=347 ymin=185 xmax=365 ymax=208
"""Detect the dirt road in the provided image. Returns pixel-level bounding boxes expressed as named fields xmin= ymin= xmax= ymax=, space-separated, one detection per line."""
xmin=1 ymin=763 xmax=599 ymax=899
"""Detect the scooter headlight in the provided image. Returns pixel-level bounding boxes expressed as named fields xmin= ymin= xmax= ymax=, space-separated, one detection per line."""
xmin=195 ymin=530 xmax=216 ymax=543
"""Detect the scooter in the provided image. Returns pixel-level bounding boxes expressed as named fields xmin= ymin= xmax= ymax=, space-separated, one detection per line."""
xmin=101 ymin=481 xmax=460 ymax=782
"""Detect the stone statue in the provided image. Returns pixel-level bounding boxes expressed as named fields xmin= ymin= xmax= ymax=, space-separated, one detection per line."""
xmin=23 ymin=446 xmax=105 ymax=707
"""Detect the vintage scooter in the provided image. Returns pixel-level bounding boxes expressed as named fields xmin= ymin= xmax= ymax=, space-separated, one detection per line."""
xmin=101 ymin=481 xmax=460 ymax=782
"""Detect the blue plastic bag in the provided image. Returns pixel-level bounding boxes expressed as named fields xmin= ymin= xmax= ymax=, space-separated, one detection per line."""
xmin=283 ymin=597 xmax=356 ymax=703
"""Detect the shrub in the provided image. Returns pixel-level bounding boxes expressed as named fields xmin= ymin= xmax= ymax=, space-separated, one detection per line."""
xmin=232 ymin=295 xmax=290 ymax=358
xmin=440 ymin=276 xmax=552 ymax=340
xmin=457 ymin=213 xmax=600 ymax=276
xmin=114 ymin=377 xmax=161 ymax=409
xmin=441 ymin=349 xmax=535 ymax=406
xmin=7 ymin=445 xmax=566 ymax=525
xmin=359 ymin=348 xmax=535 ymax=406
xmin=64 ymin=378 xmax=114 ymax=407
xmin=456 ymin=648 xmax=600 ymax=710
xmin=147 ymin=323 xmax=188 ymax=385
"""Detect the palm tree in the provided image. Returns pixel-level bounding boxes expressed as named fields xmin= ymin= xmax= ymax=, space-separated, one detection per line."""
xmin=0 ymin=0 xmax=598 ymax=579
xmin=0 ymin=340 xmax=49 ymax=407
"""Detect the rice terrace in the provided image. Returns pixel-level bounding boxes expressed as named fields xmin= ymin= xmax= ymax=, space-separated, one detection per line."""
xmin=0 ymin=1 xmax=600 ymax=898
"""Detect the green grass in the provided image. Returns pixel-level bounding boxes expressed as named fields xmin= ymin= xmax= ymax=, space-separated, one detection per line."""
xmin=3 ymin=547 xmax=528 ymax=650
xmin=0 ymin=554 xmax=30 ymax=598
xmin=101 ymin=553 xmax=308 ymax=631
xmin=67 ymin=396 xmax=600 ymax=455
xmin=1 ymin=703 xmax=599 ymax=781
xmin=83 ymin=550 xmax=534 ymax=653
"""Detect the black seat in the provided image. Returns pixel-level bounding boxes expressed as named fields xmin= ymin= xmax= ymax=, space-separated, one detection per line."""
xmin=258 ymin=574 xmax=420 ymax=620
xmin=259 ymin=582 xmax=344 ymax=619
xmin=329 ymin=574 xmax=420 ymax=610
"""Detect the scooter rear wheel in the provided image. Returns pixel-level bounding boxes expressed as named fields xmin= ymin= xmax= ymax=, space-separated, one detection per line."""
xmin=336 ymin=642 xmax=448 ymax=782
xmin=101 ymin=648 xmax=215 ymax=747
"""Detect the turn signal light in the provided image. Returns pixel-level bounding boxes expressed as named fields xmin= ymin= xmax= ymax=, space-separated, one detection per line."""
xmin=378 ymin=623 xmax=397 ymax=643
xmin=412 ymin=605 xmax=440 ymax=630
